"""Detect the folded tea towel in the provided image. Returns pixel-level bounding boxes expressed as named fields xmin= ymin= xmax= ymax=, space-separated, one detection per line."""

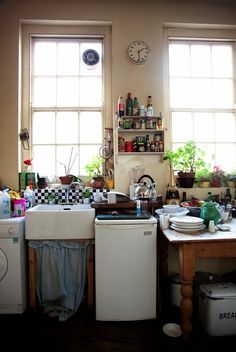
xmin=29 ymin=240 xmax=92 ymax=321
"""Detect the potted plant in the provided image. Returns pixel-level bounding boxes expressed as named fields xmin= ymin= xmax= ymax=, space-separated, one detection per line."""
xmin=163 ymin=140 xmax=206 ymax=188
xmin=210 ymin=165 xmax=225 ymax=187
xmin=224 ymin=170 xmax=236 ymax=188
xmin=84 ymin=155 xmax=105 ymax=189
xmin=195 ymin=167 xmax=211 ymax=188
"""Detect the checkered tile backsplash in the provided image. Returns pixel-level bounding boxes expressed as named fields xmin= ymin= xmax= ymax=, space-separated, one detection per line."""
xmin=35 ymin=188 xmax=109 ymax=204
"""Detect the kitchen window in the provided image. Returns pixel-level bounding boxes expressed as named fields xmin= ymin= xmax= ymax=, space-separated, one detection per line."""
xmin=21 ymin=23 xmax=111 ymax=180
xmin=164 ymin=27 xmax=236 ymax=172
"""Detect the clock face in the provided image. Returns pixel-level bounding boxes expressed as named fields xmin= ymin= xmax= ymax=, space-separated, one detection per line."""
xmin=128 ymin=41 xmax=150 ymax=64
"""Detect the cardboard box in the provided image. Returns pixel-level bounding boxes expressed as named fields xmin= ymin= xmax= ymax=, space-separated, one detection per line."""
xmin=199 ymin=282 xmax=236 ymax=336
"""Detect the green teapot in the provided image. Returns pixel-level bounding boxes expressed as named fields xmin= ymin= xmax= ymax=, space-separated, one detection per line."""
xmin=200 ymin=201 xmax=222 ymax=226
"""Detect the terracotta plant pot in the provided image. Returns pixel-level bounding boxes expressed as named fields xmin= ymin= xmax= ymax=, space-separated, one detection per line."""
xmin=90 ymin=176 xmax=105 ymax=189
xmin=59 ymin=175 xmax=73 ymax=185
xmin=177 ymin=171 xmax=195 ymax=188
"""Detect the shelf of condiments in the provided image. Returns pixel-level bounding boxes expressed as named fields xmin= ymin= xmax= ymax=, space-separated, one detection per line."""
xmin=118 ymin=134 xmax=164 ymax=153
xmin=117 ymin=93 xmax=164 ymax=130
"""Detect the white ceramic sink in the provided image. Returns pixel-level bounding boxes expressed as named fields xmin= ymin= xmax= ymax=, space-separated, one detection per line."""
xmin=25 ymin=203 xmax=95 ymax=240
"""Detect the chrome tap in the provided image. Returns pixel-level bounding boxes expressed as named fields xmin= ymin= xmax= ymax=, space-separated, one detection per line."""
xmin=66 ymin=180 xmax=84 ymax=203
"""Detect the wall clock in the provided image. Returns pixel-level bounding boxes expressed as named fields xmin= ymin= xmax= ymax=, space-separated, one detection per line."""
xmin=128 ymin=41 xmax=150 ymax=64
xmin=82 ymin=49 xmax=100 ymax=66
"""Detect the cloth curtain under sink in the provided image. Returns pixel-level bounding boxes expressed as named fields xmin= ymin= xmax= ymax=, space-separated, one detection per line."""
xmin=29 ymin=240 xmax=92 ymax=321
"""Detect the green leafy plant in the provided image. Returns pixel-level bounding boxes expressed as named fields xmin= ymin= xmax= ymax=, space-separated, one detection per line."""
xmin=195 ymin=167 xmax=211 ymax=183
xmin=84 ymin=155 xmax=104 ymax=178
xmin=163 ymin=140 xmax=206 ymax=173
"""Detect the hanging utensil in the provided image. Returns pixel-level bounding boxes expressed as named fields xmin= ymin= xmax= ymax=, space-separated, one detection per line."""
xmin=19 ymin=128 xmax=30 ymax=150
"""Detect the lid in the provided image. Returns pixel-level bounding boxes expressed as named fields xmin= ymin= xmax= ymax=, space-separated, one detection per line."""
xmin=200 ymin=283 xmax=236 ymax=298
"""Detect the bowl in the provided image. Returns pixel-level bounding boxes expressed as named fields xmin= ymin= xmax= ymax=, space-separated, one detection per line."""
xmin=163 ymin=205 xmax=180 ymax=213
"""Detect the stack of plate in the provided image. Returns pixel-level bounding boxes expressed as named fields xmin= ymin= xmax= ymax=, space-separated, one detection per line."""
xmin=170 ymin=216 xmax=206 ymax=233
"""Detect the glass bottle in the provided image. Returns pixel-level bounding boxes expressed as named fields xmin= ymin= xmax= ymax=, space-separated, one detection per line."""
xmin=146 ymin=95 xmax=153 ymax=117
xmin=133 ymin=97 xmax=139 ymax=116
xmin=117 ymin=96 xmax=125 ymax=117
xmin=126 ymin=92 xmax=133 ymax=116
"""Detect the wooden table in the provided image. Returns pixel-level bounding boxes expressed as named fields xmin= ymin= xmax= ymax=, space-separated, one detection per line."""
xmin=160 ymin=219 xmax=236 ymax=339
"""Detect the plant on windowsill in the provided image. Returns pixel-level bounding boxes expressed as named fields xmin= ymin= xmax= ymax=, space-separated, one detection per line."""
xmin=224 ymin=170 xmax=236 ymax=188
xmin=195 ymin=167 xmax=211 ymax=188
xmin=210 ymin=165 xmax=225 ymax=187
xmin=163 ymin=140 xmax=207 ymax=188
xmin=84 ymin=155 xmax=105 ymax=189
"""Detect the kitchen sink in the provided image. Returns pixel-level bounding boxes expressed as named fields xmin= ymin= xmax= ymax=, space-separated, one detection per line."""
xmin=25 ymin=203 xmax=95 ymax=240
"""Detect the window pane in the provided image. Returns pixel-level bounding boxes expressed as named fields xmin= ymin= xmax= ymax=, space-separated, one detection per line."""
xmin=212 ymin=79 xmax=233 ymax=108
xmin=56 ymin=145 xmax=79 ymax=176
xmin=80 ymin=77 xmax=102 ymax=107
xmin=212 ymin=45 xmax=233 ymax=78
xmin=57 ymin=77 xmax=79 ymax=107
xmin=170 ymin=78 xmax=191 ymax=108
xmin=33 ymin=146 xmax=56 ymax=176
xmin=33 ymin=112 xmax=55 ymax=144
xmin=33 ymin=41 xmax=57 ymax=75
xmin=215 ymin=143 xmax=236 ymax=171
xmin=80 ymin=145 xmax=102 ymax=175
xmin=191 ymin=78 xmax=212 ymax=108
xmin=191 ymin=45 xmax=211 ymax=77
xmin=194 ymin=113 xmax=214 ymax=142
xmin=57 ymin=42 xmax=80 ymax=75
xmin=80 ymin=112 xmax=102 ymax=143
xmin=33 ymin=78 xmax=56 ymax=107
xmin=215 ymin=113 xmax=236 ymax=142
xmin=172 ymin=112 xmax=193 ymax=142
xmin=56 ymin=112 xmax=78 ymax=144
xmin=169 ymin=44 xmax=190 ymax=76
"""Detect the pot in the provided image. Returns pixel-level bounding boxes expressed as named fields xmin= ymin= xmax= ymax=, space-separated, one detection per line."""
xmin=134 ymin=174 xmax=156 ymax=200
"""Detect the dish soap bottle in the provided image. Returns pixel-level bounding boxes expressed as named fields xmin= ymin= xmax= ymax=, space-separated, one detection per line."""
xmin=24 ymin=186 xmax=34 ymax=210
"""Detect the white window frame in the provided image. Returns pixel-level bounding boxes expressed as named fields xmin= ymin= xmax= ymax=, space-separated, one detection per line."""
xmin=20 ymin=21 xmax=112 ymax=176
xmin=163 ymin=25 xmax=236 ymax=168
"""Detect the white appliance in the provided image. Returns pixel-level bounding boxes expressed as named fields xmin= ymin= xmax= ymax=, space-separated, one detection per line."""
xmin=95 ymin=215 xmax=157 ymax=321
xmin=0 ymin=217 xmax=27 ymax=313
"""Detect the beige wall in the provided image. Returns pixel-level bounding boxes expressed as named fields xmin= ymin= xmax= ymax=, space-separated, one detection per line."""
xmin=1 ymin=0 xmax=236 ymax=274
xmin=1 ymin=0 xmax=236 ymax=191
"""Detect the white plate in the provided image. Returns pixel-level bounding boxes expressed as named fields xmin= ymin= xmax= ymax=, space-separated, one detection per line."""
xmin=171 ymin=223 xmax=205 ymax=230
xmin=170 ymin=224 xmax=206 ymax=233
xmin=170 ymin=216 xmax=203 ymax=226
xmin=162 ymin=323 xmax=182 ymax=338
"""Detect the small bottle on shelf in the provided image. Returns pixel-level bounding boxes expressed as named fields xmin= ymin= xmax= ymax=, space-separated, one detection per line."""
xmin=118 ymin=96 xmax=125 ymax=117
xmin=133 ymin=97 xmax=139 ymax=116
xmin=146 ymin=95 xmax=153 ymax=117
xmin=126 ymin=92 xmax=133 ymax=116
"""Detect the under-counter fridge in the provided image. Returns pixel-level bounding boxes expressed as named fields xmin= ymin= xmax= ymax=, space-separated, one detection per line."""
xmin=95 ymin=215 xmax=157 ymax=321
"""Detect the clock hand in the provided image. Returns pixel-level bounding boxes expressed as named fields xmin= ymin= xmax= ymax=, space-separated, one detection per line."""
xmin=137 ymin=48 xmax=145 ymax=53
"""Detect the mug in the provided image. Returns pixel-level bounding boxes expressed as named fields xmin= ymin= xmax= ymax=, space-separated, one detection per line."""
xmin=160 ymin=213 xmax=170 ymax=229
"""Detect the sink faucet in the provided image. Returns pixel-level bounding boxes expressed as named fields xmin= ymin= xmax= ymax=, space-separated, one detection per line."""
xmin=66 ymin=181 xmax=84 ymax=203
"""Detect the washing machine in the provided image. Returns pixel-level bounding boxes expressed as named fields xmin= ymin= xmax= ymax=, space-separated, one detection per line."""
xmin=0 ymin=217 xmax=27 ymax=313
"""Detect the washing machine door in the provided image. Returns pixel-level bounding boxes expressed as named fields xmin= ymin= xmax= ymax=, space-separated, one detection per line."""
xmin=0 ymin=248 xmax=8 ymax=281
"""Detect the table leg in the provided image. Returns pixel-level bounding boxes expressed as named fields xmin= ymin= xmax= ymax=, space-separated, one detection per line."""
xmin=179 ymin=244 xmax=196 ymax=339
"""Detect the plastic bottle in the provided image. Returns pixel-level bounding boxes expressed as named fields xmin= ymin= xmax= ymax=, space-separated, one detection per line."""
xmin=133 ymin=97 xmax=139 ymax=116
xmin=24 ymin=186 xmax=34 ymax=209
xmin=136 ymin=199 xmax=141 ymax=216
xmin=0 ymin=190 xmax=11 ymax=219
xmin=117 ymin=96 xmax=125 ymax=117
xmin=146 ymin=95 xmax=153 ymax=117
xmin=126 ymin=92 xmax=133 ymax=116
